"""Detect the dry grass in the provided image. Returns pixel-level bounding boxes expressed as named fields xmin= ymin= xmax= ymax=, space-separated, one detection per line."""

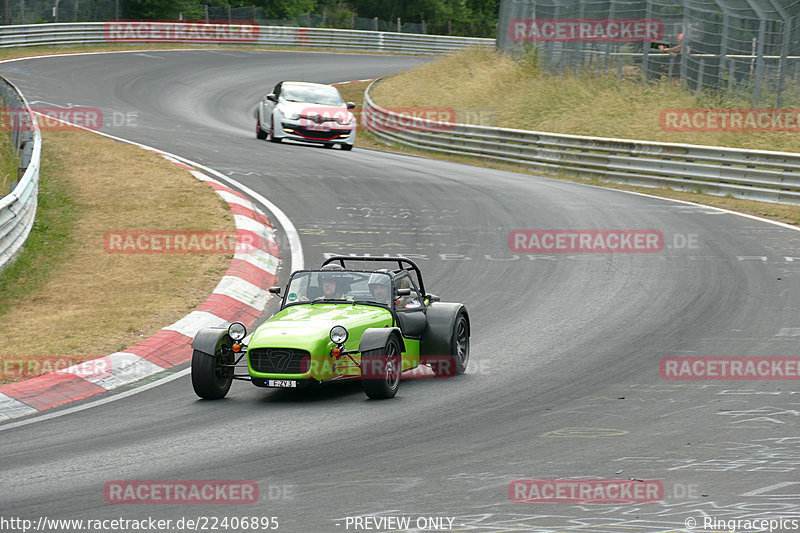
xmin=371 ymin=48 xmax=800 ymax=154
xmin=0 ymin=131 xmax=233 ymax=384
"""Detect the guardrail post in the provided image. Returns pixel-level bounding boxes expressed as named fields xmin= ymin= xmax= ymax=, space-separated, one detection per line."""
xmin=696 ymin=58 xmax=704 ymax=95
xmin=577 ymin=0 xmax=586 ymax=73
xmin=719 ymin=11 xmax=729 ymax=92
xmin=679 ymin=3 xmax=688 ymax=89
xmin=641 ymin=0 xmax=652 ymax=84
xmin=728 ymin=58 xmax=735 ymax=93
xmin=604 ymin=0 xmax=615 ymax=74
xmin=777 ymin=18 xmax=790 ymax=106
xmin=753 ymin=18 xmax=765 ymax=104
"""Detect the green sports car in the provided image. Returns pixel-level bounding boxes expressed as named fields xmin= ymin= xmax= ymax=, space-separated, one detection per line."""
xmin=191 ymin=256 xmax=470 ymax=400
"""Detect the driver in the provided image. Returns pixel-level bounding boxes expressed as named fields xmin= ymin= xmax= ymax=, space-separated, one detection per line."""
xmin=318 ymin=264 xmax=346 ymax=299
xmin=367 ymin=271 xmax=392 ymax=304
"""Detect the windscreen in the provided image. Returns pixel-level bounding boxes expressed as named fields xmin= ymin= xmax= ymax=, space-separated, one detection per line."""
xmin=284 ymin=271 xmax=392 ymax=306
xmin=281 ymin=84 xmax=344 ymax=106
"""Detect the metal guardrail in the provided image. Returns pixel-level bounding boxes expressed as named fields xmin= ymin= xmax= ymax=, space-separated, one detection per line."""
xmin=0 ymin=22 xmax=493 ymax=55
xmin=0 ymin=76 xmax=40 ymax=272
xmin=362 ymin=79 xmax=800 ymax=206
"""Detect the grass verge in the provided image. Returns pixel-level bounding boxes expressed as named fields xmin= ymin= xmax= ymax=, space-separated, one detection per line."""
xmin=0 ymin=130 xmax=233 ymax=384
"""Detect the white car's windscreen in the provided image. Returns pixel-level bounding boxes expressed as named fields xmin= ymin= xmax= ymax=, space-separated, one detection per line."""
xmin=282 ymin=85 xmax=345 ymax=106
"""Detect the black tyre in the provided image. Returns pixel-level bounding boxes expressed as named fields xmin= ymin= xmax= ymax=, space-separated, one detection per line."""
xmin=256 ymin=117 xmax=267 ymax=140
xmin=323 ymin=143 xmax=334 ymax=149
xmin=268 ymin=118 xmax=281 ymax=143
xmin=191 ymin=348 xmax=232 ymax=399
xmin=430 ymin=312 xmax=469 ymax=376
xmin=341 ymin=143 xmax=353 ymax=151
xmin=361 ymin=336 xmax=402 ymax=399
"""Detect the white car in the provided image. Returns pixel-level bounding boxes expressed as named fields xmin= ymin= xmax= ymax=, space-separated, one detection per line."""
xmin=256 ymin=81 xmax=357 ymax=151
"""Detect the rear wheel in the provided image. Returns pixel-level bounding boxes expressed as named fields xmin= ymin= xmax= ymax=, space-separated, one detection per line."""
xmin=430 ymin=312 xmax=469 ymax=376
xmin=361 ymin=336 xmax=402 ymax=399
xmin=191 ymin=348 xmax=233 ymax=399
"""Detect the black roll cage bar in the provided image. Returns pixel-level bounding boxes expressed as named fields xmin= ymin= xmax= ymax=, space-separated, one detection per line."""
xmin=321 ymin=255 xmax=426 ymax=297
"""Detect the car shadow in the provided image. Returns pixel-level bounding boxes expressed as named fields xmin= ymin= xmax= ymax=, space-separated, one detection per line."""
xmin=251 ymin=371 xmax=442 ymax=404
xmin=254 ymin=379 xmax=364 ymax=404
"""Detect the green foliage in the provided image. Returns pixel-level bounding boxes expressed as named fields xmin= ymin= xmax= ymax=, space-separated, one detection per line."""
xmin=119 ymin=0 xmax=498 ymax=36
xmin=319 ymin=1 xmax=356 ymax=28
xmin=123 ymin=0 xmax=181 ymax=20
xmin=261 ymin=0 xmax=317 ymax=18
xmin=341 ymin=0 xmax=499 ymax=36
xmin=122 ymin=0 xmax=318 ymax=20
xmin=519 ymin=47 xmax=539 ymax=75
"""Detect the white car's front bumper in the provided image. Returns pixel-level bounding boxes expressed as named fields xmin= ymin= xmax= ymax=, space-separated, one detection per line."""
xmin=276 ymin=117 xmax=356 ymax=146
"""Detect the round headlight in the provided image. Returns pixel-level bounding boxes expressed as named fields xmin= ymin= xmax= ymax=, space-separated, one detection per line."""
xmin=228 ymin=322 xmax=247 ymax=342
xmin=330 ymin=325 xmax=348 ymax=345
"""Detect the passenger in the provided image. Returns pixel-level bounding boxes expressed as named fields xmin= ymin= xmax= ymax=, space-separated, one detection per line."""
xmin=368 ymin=271 xmax=392 ymax=304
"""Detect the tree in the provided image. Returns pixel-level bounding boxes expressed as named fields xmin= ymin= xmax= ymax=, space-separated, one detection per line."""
xmin=123 ymin=0 xmax=182 ymax=19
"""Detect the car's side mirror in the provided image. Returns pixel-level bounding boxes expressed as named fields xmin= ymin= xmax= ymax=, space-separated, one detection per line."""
xmin=269 ymin=286 xmax=281 ymax=294
xmin=396 ymin=288 xmax=411 ymax=296
xmin=346 ymin=102 xmax=356 ymax=109
xmin=267 ymin=94 xmax=278 ymax=102
xmin=425 ymin=293 xmax=440 ymax=302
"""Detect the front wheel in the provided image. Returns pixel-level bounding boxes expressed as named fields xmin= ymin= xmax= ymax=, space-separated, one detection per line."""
xmin=361 ymin=336 xmax=402 ymax=399
xmin=268 ymin=118 xmax=281 ymax=143
xmin=256 ymin=117 xmax=267 ymax=140
xmin=191 ymin=349 xmax=233 ymax=399
xmin=430 ymin=312 xmax=469 ymax=376
xmin=341 ymin=143 xmax=353 ymax=151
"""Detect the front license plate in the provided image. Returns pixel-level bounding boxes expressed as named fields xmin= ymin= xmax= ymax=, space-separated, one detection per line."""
xmin=306 ymin=123 xmax=330 ymax=131
xmin=267 ymin=379 xmax=296 ymax=388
